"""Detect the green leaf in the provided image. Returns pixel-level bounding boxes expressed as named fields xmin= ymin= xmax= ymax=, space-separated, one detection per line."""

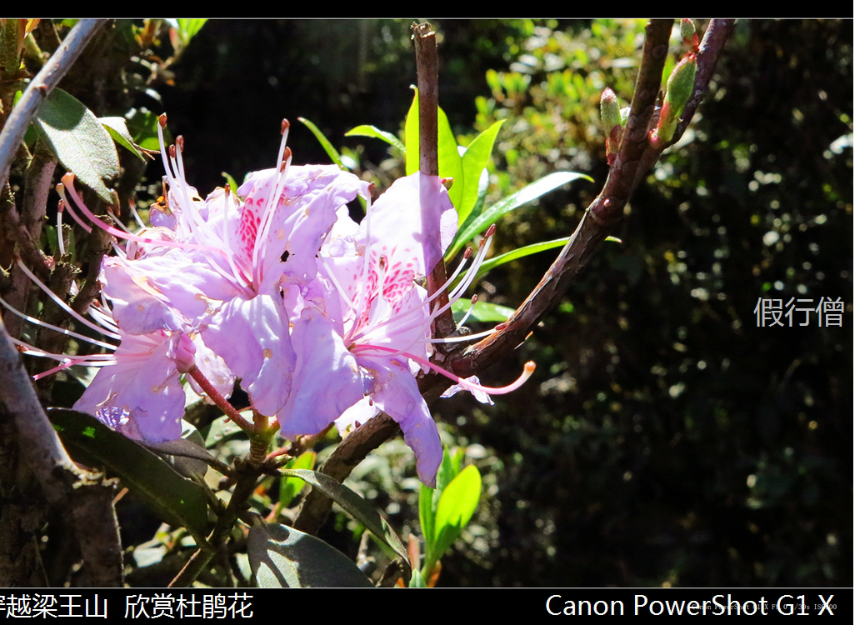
xmin=403 ymin=89 xmax=464 ymax=210
xmin=446 ymin=171 xmax=593 ymax=260
xmin=404 ymin=89 xmax=419 ymax=176
xmin=125 ymin=107 xmax=166 ymax=152
xmin=47 ymin=409 xmax=208 ymax=543
xmin=467 ymin=236 xmax=571 ymax=283
xmin=345 ymin=124 xmax=405 ymax=154
xmin=279 ymin=469 xmax=409 ymax=567
xmin=432 ymin=465 xmax=482 ymax=561
xmin=451 ymin=299 xmax=516 ymax=324
xmin=144 ymin=421 xmax=212 ymax=480
xmin=247 ymin=523 xmax=371 ymax=588
xmin=458 ymin=120 xmax=504 ymax=223
xmin=438 ymin=110 xmax=464 ymax=210
xmin=419 ymin=483 xmax=435 ymax=552
xmin=435 ymin=447 xmax=458 ymax=494
xmin=99 ymin=116 xmax=147 ymax=163
xmin=408 ymin=568 xmax=427 ymax=588
xmin=175 ymin=19 xmax=207 ymax=49
xmin=298 ymin=117 xmax=345 ymax=169
xmin=278 ymin=451 xmax=316 ymax=508
xmin=221 ymin=172 xmax=239 ymax=195
xmin=34 ymin=89 xmax=120 ymax=203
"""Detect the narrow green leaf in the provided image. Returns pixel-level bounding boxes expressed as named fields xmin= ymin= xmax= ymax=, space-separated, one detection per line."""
xmin=446 ymin=171 xmax=593 ymax=260
xmin=99 ymin=116 xmax=147 ymax=162
xmin=432 ymin=465 xmax=482 ymax=561
xmin=47 ymin=409 xmax=208 ymax=542
xmin=451 ymin=299 xmax=516 ymax=324
xmin=35 ymin=89 xmax=120 ymax=203
xmin=278 ymin=451 xmax=316 ymax=508
xmin=458 ymin=120 xmax=504 ymax=223
xmin=345 ymin=124 xmax=405 ymax=154
xmin=298 ymin=117 xmax=345 ymax=169
xmin=247 ymin=523 xmax=371 ymax=588
xmin=279 ymin=469 xmax=409 ymax=567
xmin=469 ymin=236 xmax=571 ymax=283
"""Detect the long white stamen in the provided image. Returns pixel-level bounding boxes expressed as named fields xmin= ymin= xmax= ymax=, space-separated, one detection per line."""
xmin=455 ymin=295 xmax=478 ymax=328
xmin=253 ymin=146 xmax=292 ymax=286
xmin=427 ymin=327 xmax=497 ymax=344
xmin=252 ymin=120 xmax=291 ymax=286
xmin=128 ymin=198 xmax=146 ymax=230
xmin=156 ymin=120 xmax=250 ymax=293
xmin=319 ymin=255 xmax=357 ymax=313
xmin=56 ymin=203 xmax=66 ymax=256
xmin=59 ymin=178 xmax=230 ymax=260
xmin=0 ymin=295 xmax=117 ymax=351
xmin=16 ymin=260 xmax=122 ymax=340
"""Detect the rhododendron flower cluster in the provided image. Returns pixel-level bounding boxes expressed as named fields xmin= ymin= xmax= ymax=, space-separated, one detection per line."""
xmin=17 ymin=117 xmax=534 ymax=487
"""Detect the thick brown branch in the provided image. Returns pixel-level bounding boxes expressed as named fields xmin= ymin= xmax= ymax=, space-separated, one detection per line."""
xmin=0 ymin=313 xmax=123 ymax=585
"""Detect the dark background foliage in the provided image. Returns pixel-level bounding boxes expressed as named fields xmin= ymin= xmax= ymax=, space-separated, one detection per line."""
xmin=45 ymin=19 xmax=853 ymax=587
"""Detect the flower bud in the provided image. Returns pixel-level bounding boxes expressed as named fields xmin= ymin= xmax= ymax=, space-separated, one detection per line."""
xmin=652 ymin=53 xmax=697 ymax=145
xmin=681 ymin=19 xmax=699 ymax=53
xmin=600 ymin=88 xmax=621 ymax=133
xmin=172 ymin=333 xmax=197 ymax=374
xmin=601 ymin=88 xmax=623 ymax=165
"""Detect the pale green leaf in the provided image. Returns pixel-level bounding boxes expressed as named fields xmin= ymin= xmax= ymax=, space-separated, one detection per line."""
xmin=458 ymin=120 xmax=504 ymax=223
xmin=35 ymin=89 xmax=120 ymax=203
xmin=403 ymin=89 xmax=464 ymax=209
xmin=432 ymin=465 xmax=482 ymax=561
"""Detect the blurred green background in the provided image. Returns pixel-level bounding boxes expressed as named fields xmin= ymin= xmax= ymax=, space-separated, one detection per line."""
xmin=50 ymin=19 xmax=854 ymax=586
